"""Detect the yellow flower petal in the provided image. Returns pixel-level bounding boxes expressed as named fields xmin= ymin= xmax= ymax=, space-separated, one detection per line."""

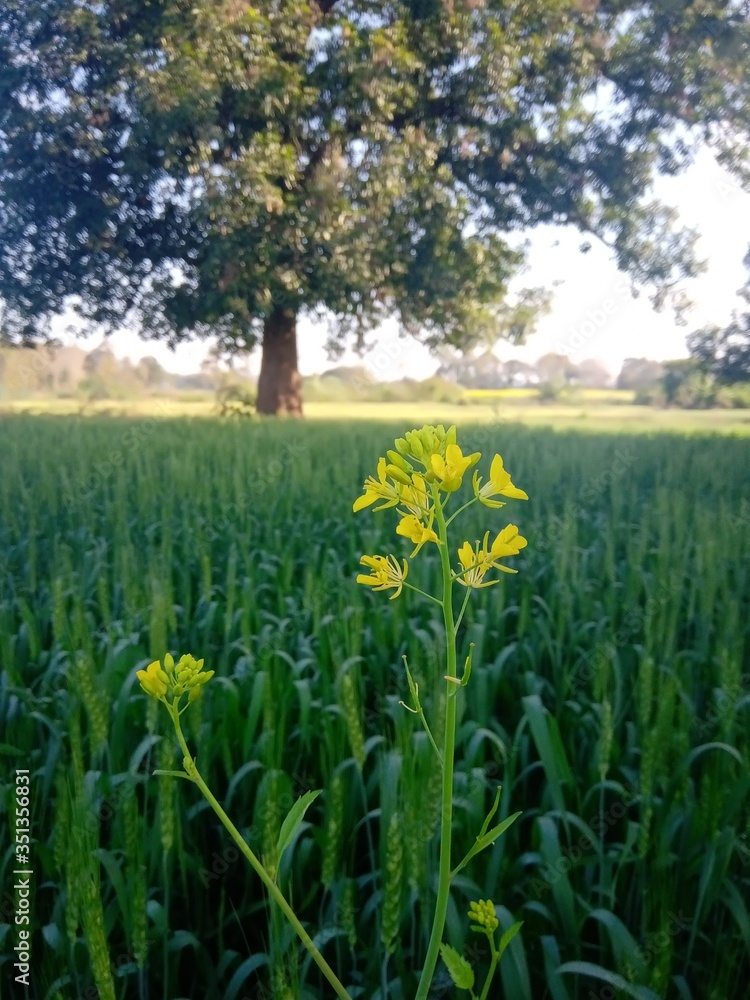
xmin=353 ymin=457 xmax=402 ymax=512
xmin=474 ymin=454 xmax=528 ymax=506
xmin=396 ymin=513 xmax=439 ymax=557
xmin=356 ymin=554 xmax=408 ymax=598
xmin=137 ymin=660 xmax=169 ymax=698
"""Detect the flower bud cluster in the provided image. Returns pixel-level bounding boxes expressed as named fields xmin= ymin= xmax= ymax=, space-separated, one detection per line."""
xmin=468 ymin=898 xmax=499 ymax=934
xmin=137 ymin=652 xmax=214 ymax=706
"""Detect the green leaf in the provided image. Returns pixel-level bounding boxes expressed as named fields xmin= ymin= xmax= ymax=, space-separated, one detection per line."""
xmin=522 ymin=694 xmax=572 ymax=813
xmin=440 ymin=943 xmax=475 ymax=991
xmin=557 ymin=961 xmax=661 ymax=1000
xmin=478 ymin=785 xmax=502 ymax=839
xmin=452 ymin=811 xmax=522 ymax=877
xmin=276 ymin=789 xmax=321 ymax=861
xmin=497 ymin=921 xmax=523 ymax=962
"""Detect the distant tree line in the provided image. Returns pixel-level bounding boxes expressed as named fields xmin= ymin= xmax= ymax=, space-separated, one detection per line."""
xmin=2 ymin=340 xmax=749 ymax=409
xmin=436 ymin=350 xmax=613 ymax=390
xmin=0 ymin=343 xmax=216 ymax=399
xmin=618 ymin=357 xmax=750 ymax=409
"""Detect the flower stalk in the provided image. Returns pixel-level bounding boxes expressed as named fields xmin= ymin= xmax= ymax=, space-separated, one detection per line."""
xmin=138 ymin=424 xmax=528 ymax=1000
xmin=413 ymin=483 xmax=459 ymax=1000
xmin=138 ymin=657 xmax=354 ymax=1000
xmin=354 ymin=425 xmax=527 ymax=999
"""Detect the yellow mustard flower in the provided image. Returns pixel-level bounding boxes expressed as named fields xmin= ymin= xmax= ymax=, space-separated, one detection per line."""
xmin=357 ymin=554 xmax=408 ymax=599
xmin=397 ymin=472 xmax=431 ymax=519
xmin=488 ymin=524 xmax=527 ymax=566
xmin=456 ymin=538 xmax=495 ymax=588
xmin=431 ymin=443 xmax=481 ymax=493
xmin=456 ymin=526 xmax=527 ymax=587
xmin=396 ymin=513 xmax=439 ymax=556
xmin=353 ymin=457 xmax=404 ymax=512
xmin=137 ymin=659 xmax=169 ymax=699
xmin=472 ymin=454 xmax=528 ymax=508
xmin=137 ymin=652 xmax=214 ymax=704
xmin=468 ymin=899 xmax=499 ymax=934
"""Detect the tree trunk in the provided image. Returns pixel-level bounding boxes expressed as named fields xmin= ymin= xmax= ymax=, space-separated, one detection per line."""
xmin=256 ymin=306 xmax=303 ymax=416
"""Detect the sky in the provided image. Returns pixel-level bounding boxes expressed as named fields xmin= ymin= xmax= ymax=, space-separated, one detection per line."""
xmin=55 ymin=145 xmax=750 ymax=383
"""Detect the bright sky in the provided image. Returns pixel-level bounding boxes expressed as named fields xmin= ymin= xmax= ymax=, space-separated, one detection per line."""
xmin=56 ymin=146 xmax=750 ymax=382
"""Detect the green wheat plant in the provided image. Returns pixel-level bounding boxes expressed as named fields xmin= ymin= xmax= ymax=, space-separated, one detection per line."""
xmin=4 ymin=414 xmax=749 ymax=1000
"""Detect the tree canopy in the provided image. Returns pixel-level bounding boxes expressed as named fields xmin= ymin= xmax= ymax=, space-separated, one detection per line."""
xmin=688 ymin=248 xmax=750 ymax=382
xmin=616 ymin=356 xmax=666 ymax=390
xmin=1 ymin=1 xmax=749 ymax=412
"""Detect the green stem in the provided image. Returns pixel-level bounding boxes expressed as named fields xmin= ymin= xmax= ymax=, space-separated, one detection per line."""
xmin=403 ymin=581 xmax=443 ymax=605
xmin=445 ymin=495 xmax=479 ymax=527
xmin=400 ymin=659 xmax=443 ymax=766
xmin=478 ymin=940 xmax=500 ymax=1000
xmin=414 ymin=488 xmax=459 ymax=1000
xmin=168 ymin=706 xmax=353 ymax=1000
xmin=454 ymin=587 xmax=472 ymax=634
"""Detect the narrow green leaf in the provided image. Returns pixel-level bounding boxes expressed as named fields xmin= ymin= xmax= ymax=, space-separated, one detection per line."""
xmin=540 ymin=936 xmax=572 ymax=1000
xmin=497 ymin=921 xmax=523 ymax=962
xmin=452 ymin=811 xmax=522 ymax=877
xmin=478 ymin=786 xmax=502 ymax=839
xmin=557 ymin=961 xmax=661 ymax=1000
xmin=522 ymin=694 xmax=572 ymax=813
xmin=276 ymin=789 xmax=321 ymax=861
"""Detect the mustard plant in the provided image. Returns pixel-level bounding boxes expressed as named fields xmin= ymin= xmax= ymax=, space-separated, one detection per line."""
xmin=137 ymin=424 xmax=529 ymax=999
xmin=353 ymin=424 xmax=527 ymax=997
xmin=137 ymin=652 xmax=352 ymax=1000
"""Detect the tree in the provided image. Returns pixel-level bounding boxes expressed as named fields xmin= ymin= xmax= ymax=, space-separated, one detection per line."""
xmin=436 ymin=285 xmax=551 ymax=386
xmin=81 ymin=342 xmax=122 ymax=398
xmin=436 ymin=348 xmax=503 ymax=388
xmin=688 ymin=249 xmax=750 ymax=382
xmin=617 ymin=357 xmax=665 ymax=391
xmin=576 ymin=358 xmax=611 ymax=389
xmin=688 ymin=318 xmax=750 ymax=382
xmin=662 ymin=357 xmax=718 ymax=407
xmin=536 ymin=352 xmax=579 ymax=386
xmin=1 ymin=2 xmax=749 ymax=414
xmin=503 ymin=360 xmax=538 ymax=388
xmin=135 ymin=355 xmax=168 ymax=390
